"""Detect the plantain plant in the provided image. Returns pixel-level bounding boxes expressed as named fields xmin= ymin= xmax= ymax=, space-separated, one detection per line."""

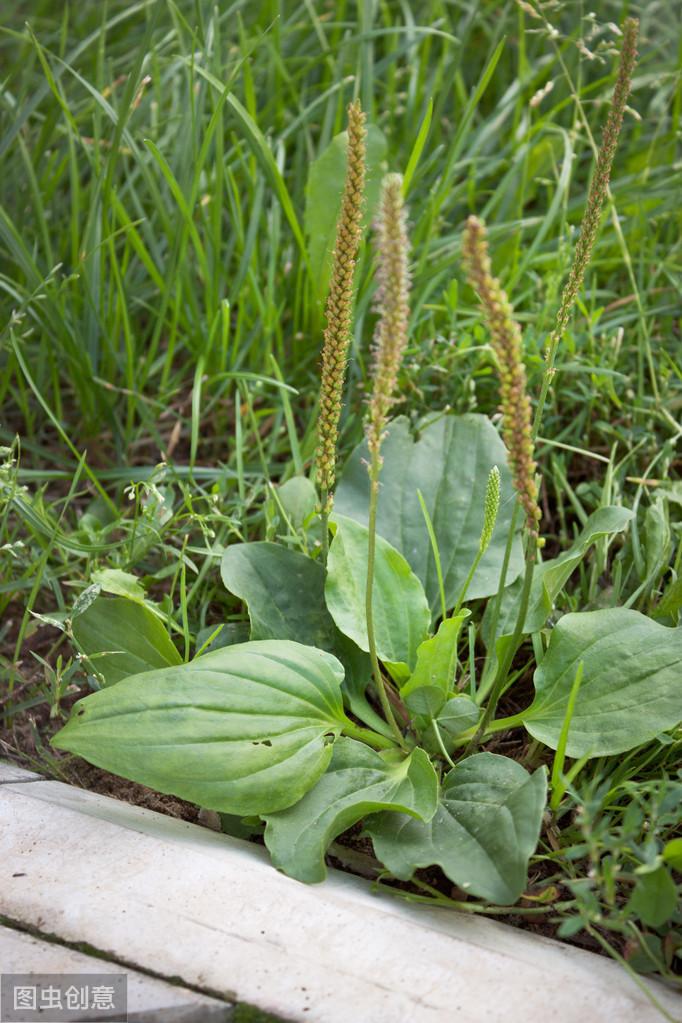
xmin=53 ymin=18 xmax=681 ymax=907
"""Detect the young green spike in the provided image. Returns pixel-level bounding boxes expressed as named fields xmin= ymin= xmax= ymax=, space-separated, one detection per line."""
xmin=479 ymin=465 xmax=501 ymax=554
xmin=452 ymin=464 xmax=502 ymax=617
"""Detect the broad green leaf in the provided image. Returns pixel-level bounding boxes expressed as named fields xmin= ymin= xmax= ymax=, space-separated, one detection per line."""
xmin=404 ymin=685 xmax=447 ymax=721
xmin=416 ymin=695 xmax=480 ymax=757
xmin=367 ymin=753 xmax=546 ymax=903
xmin=436 ymin=695 xmax=480 ymax=738
xmin=304 ymin=123 xmax=387 ymax=303
xmin=644 ymin=498 xmax=672 ymax=581
xmin=53 ymin=640 xmax=348 ymax=816
xmin=655 ymin=576 xmax=682 ymax=624
xmin=334 ymin=415 xmax=524 ymax=616
xmin=663 ymin=837 xmax=682 ymax=870
xmin=484 ymin=506 xmax=633 ymax=646
xmin=274 ymin=476 xmax=318 ymax=530
xmin=325 ymin=515 xmax=430 ymax=671
xmin=222 ymin=542 xmax=338 ymax=648
xmin=91 ymin=568 xmax=146 ymax=602
xmin=219 ymin=814 xmax=264 ymax=841
xmin=264 ymin=738 xmax=438 ymax=883
xmin=72 ymin=596 xmax=181 ymax=686
xmin=628 ymin=866 xmax=678 ymax=927
xmin=522 ymin=609 xmax=682 ymax=757
xmin=221 ymin=541 xmax=389 ymax=738
xmin=402 ymin=613 xmax=469 ymax=718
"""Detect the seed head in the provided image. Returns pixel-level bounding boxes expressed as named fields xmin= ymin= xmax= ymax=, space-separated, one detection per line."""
xmin=463 ymin=217 xmax=541 ymax=537
xmin=549 ymin=17 xmax=638 ymax=355
xmin=316 ymin=101 xmax=367 ymax=501
xmin=366 ymin=173 xmax=410 ymax=469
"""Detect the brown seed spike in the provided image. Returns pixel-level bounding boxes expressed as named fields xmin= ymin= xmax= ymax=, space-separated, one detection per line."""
xmin=548 ymin=17 xmax=639 ymax=355
xmin=462 ymin=216 xmax=541 ymax=537
xmin=315 ymin=101 xmax=367 ymax=505
xmin=366 ymin=173 xmax=410 ymax=469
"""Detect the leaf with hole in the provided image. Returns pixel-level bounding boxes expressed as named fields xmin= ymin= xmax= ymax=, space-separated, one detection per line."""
xmin=264 ymin=738 xmax=438 ymax=883
xmin=366 ymin=753 xmax=546 ymax=903
xmin=53 ymin=640 xmax=349 ymax=815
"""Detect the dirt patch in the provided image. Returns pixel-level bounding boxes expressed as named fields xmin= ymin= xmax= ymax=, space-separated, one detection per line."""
xmin=66 ymin=761 xmax=201 ymax=822
xmin=1 ymin=694 xmax=199 ymax=824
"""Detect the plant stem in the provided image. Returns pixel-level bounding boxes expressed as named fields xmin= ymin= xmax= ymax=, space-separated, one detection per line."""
xmin=342 ymin=719 xmax=397 ymax=751
xmin=366 ymin=465 xmax=406 ymax=748
xmin=471 ymin=18 xmax=639 ymax=740
xmin=466 ymin=543 xmax=535 ymax=753
xmin=454 ymin=464 xmax=501 ymax=618
xmin=407 ymin=878 xmax=572 ymax=916
xmin=315 ymin=101 xmax=367 ymax=502
xmin=532 ymin=19 xmax=640 ymax=439
xmin=584 ymin=925 xmax=677 ymax=1023
xmin=319 ymin=485 xmax=329 ymax=563
xmin=444 ymin=707 xmax=529 ymax=750
xmin=477 ymin=502 xmax=521 ymax=702
xmin=430 ymin=720 xmax=456 ymax=768
xmin=452 ymin=548 xmax=483 ymax=618
xmin=417 ymin=488 xmax=446 ymax=621
xmin=485 ymin=710 xmax=528 ymax=734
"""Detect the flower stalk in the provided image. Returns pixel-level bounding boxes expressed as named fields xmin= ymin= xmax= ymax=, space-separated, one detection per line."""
xmin=471 ymin=21 xmax=638 ymax=722
xmin=315 ymin=100 xmax=367 ymax=545
xmin=462 ymin=219 xmax=540 ymax=744
xmin=463 ymin=216 xmax=541 ymax=539
xmin=365 ymin=173 xmax=411 ymax=747
xmin=536 ymin=17 xmax=639 ymax=433
xmin=452 ymin=465 xmax=500 ymax=617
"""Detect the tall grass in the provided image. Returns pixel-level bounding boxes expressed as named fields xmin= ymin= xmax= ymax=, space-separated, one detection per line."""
xmin=1 ymin=0 xmax=680 ymax=683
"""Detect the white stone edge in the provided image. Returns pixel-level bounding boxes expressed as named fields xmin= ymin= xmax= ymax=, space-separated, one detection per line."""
xmin=0 ymin=761 xmax=680 ymax=1023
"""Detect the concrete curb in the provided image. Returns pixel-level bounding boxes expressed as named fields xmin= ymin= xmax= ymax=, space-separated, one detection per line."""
xmin=0 ymin=763 xmax=679 ymax=1023
xmin=0 ymin=924 xmax=233 ymax=1022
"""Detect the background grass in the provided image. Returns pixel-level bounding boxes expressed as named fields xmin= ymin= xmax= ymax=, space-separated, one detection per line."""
xmin=0 ymin=0 xmax=681 ymax=989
